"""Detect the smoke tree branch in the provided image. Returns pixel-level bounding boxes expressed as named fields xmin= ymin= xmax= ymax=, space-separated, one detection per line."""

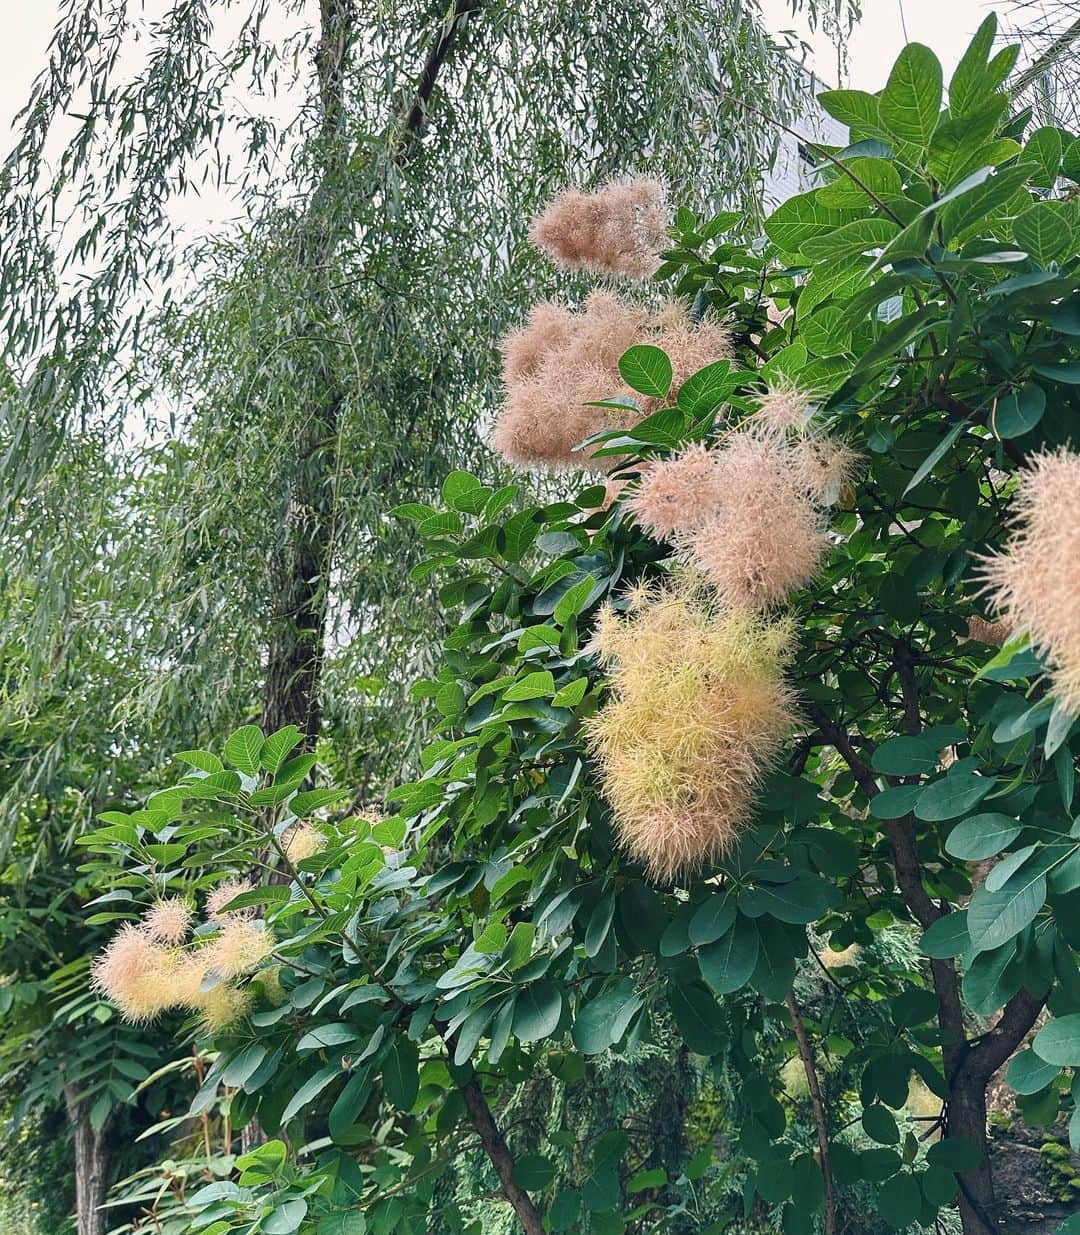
xmin=459 ymin=1077 xmax=547 ymax=1235
xmin=786 ymin=992 xmax=838 ymax=1235
xmin=436 ymin=1025 xmax=545 ymax=1234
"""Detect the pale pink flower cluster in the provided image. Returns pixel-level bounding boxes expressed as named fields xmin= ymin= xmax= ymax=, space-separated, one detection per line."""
xmin=979 ymin=449 xmax=1080 ymax=709
xmin=206 ymin=877 xmax=255 ymax=920
xmin=493 ymin=292 xmax=731 ymax=471
xmin=585 ymin=579 xmax=796 ymax=881
xmin=90 ymin=924 xmax=176 ymax=1023
xmin=753 ymin=386 xmax=813 ymax=435
xmin=529 ymin=176 xmax=669 ymax=280
xmin=624 ymin=444 xmax=718 ymax=539
xmin=207 ymin=918 xmax=275 ymax=979
xmin=142 ymin=896 xmax=192 ymax=944
xmin=91 ymin=886 xmax=273 ymax=1032
xmin=282 ymin=822 xmax=327 ymax=864
xmin=627 ymin=389 xmax=855 ymax=609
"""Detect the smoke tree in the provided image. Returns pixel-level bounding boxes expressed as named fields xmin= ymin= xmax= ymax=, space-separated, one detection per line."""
xmin=67 ymin=13 xmax=1080 ymax=1235
xmin=0 ymin=2 xmax=860 ymax=1227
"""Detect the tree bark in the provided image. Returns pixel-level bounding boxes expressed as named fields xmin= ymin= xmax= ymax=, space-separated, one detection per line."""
xmin=803 ymin=699 xmax=1047 ymax=1235
xmin=949 ymin=987 xmax=1048 ymax=1234
xmin=947 ymin=1081 xmax=998 ymax=1235
xmin=259 ymin=0 xmax=355 ymax=747
xmin=429 ymin=1020 xmax=545 ymax=1235
xmin=259 ymin=0 xmax=485 ymax=747
xmin=459 ymin=1078 xmax=547 ymax=1235
xmin=64 ymin=1085 xmax=110 ymax=1235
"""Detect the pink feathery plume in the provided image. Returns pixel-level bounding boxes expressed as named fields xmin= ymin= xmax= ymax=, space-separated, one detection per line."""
xmin=627 ymin=445 xmax=723 ymax=540
xmin=530 ymin=177 xmax=670 ymax=279
xmin=978 ymin=449 xmax=1080 ymax=710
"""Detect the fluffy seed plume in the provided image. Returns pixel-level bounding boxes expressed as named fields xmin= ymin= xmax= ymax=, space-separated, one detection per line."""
xmin=499 ymin=302 xmax=574 ymax=383
xmin=752 ymin=385 xmax=814 ymax=435
xmin=584 ymin=577 xmax=796 ymax=882
xmin=627 ymin=445 xmax=723 ymax=540
xmin=192 ymin=983 xmax=253 ymax=1034
xmin=978 ymin=449 xmax=1080 ymax=709
xmin=622 ymin=387 xmax=850 ymax=608
xmin=94 ymin=907 xmax=270 ymax=1033
xmin=282 ymin=822 xmax=326 ymax=864
xmin=205 ymin=877 xmax=255 ymax=921
xmin=493 ymin=292 xmax=731 ymax=471
xmin=206 ymin=919 xmax=275 ymax=980
xmin=820 ymin=943 xmax=860 ymax=970
xmin=790 ymin=434 xmax=858 ymax=505
xmin=690 ymin=434 xmax=828 ymax=609
xmin=171 ymin=950 xmax=213 ymax=1007
xmin=747 ymin=385 xmax=858 ymax=503
xmin=172 ymin=951 xmax=254 ymax=1033
xmin=91 ymin=924 xmax=178 ymax=1023
xmin=529 ymin=176 xmax=669 ymax=279
xmin=142 ymin=897 xmax=193 ymax=944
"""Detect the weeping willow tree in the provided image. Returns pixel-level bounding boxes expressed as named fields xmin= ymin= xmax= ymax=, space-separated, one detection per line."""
xmin=1003 ymin=1 xmax=1080 ymax=127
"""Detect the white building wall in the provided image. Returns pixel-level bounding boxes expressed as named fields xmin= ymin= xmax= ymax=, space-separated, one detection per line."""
xmin=762 ymin=67 xmax=849 ymax=208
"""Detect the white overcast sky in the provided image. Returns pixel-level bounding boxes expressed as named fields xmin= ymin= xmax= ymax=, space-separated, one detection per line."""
xmin=761 ymin=0 xmax=993 ymax=87
xmin=1 ymin=0 xmax=998 ymax=234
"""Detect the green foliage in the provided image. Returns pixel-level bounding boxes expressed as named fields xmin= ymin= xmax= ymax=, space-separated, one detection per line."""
xmin=0 ymin=4 xmax=862 ymax=1221
xmin=1040 ymin=1140 xmax=1080 ymax=1204
xmin=34 ymin=13 xmax=1080 ymax=1235
xmin=0 ymin=1104 xmax=73 ymax=1235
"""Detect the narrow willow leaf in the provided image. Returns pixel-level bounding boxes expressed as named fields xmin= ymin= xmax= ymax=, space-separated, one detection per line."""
xmin=903 ymin=420 xmax=967 ymax=495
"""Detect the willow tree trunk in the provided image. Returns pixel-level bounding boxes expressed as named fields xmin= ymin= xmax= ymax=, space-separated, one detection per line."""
xmin=259 ymin=0 xmax=355 ymax=748
xmin=64 ymin=1085 xmax=109 ymax=1235
xmin=258 ymin=0 xmax=485 ymax=749
xmin=252 ymin=0 xmax=483 ymax=1158
xmin=248 ymin=0 xmax=357 ymax=1157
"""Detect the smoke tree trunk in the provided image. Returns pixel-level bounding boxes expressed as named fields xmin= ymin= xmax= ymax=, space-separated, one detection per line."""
xmin=948 ymin=1080 xmax=998 ymax=1234
xmin=64 ymin=1085 xmax=109 ymax=1235
xmin=808 ymin=697 xmax=1046 ymax=1235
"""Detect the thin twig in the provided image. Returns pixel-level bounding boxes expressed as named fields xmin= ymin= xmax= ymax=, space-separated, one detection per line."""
xmin=719 ymin=93 xmax=904 ymax=225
